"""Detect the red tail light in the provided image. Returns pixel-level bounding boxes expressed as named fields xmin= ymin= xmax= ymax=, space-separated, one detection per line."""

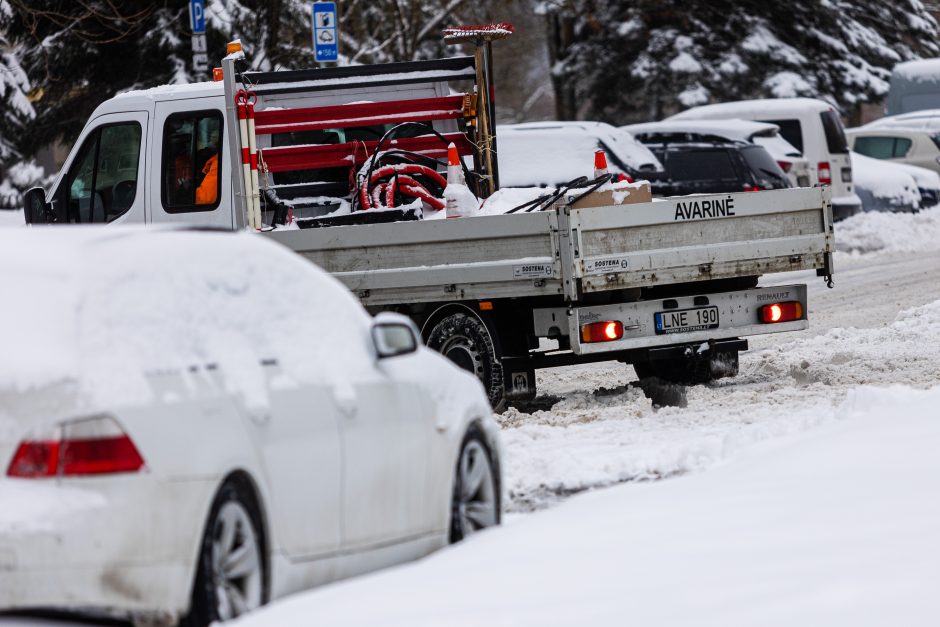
xmin=7 ymin=440 xmax=60 ymax=477
xmin=7 ymin=416 xmax=144 ymax=478
xmin=818 ymin=161 xmax=832 ymax=186
xmin=776 ymin=160 xmax=792 ymax=173
xmin=743 ymin=184 xmax=762 ymax=192
xmin=581 ymin=320 xmax=624 ymax=343
xmin=759 ymin=301 xmax=803 ymax=323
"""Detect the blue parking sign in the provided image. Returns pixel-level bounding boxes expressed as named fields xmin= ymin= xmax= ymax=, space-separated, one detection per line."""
xmin=312 ymin=2 xmax=338 ymax=62
xmin=190 ymin=0 xmax=206 ymax=34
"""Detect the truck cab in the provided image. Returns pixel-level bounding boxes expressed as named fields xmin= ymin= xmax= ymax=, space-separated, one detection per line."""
xmin=34 ymin=83 xmax=235 ymax=229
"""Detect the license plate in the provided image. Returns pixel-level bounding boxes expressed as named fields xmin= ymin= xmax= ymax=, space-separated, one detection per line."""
xmin=654 ymin=306 xmax=719 ymax=334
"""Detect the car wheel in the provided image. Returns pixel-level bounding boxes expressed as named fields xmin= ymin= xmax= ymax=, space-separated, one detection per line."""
xmin=186 ymin=481 xmax=265 ymax=626
xmin=426 ymin=312 xmax=505 ymax=411
xmin=450 ymin=426 xmax=500 ymax=543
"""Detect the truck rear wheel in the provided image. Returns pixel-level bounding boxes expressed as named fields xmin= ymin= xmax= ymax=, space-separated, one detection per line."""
xmin=426 ymin=312 xmax=505 ymax=411
xmin=634 ymin=350 xmax=739 ymax=385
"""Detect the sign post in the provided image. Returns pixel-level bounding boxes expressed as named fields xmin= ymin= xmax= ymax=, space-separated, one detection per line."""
xmin=190 ymin=0 xmax=208 ymax=81
xmin=312 ymin=2 xmax=339 ymax=65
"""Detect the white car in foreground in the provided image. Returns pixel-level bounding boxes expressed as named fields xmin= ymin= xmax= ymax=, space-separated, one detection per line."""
xmin=0 ymin=228 xmax=500 ymax=625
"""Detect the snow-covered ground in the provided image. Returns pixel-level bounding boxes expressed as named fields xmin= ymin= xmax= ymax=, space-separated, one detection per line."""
xmin=232 ymin=385 xmax=940 ymax=627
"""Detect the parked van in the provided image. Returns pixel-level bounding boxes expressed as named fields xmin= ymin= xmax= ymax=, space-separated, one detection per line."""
xmin=669 ymin=98 xmax=862 ymax=220
xmin=886 ymin=59 xmax=940 ymax=116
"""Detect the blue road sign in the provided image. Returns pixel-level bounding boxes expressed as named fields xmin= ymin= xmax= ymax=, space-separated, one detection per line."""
xmin=312 ymin=2 xmax=338 ymax=62
xmin=190 ymin=0 xmax=206 ymax=34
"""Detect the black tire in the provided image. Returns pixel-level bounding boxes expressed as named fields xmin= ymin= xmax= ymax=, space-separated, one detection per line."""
xmin=184 ymin=480 xmax=267 ymax=627
xmin=449 ymin=425 xmax=501 ymax=543
xmin=634 ymin=350 xmax=739 ymax=385
xmin=426 ymin=312 xmax=505 ymax=411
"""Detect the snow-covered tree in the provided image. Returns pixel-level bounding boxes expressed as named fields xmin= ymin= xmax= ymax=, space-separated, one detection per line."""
xmin=544 ymin=0 xmax=940 ymax=123
xmin=0 ymin=0 xmax=33 ymax=163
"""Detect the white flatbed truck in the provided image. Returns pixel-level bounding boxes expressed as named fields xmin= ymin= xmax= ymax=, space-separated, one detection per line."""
xmin=22 ymin=45 xmax=834 ymax=409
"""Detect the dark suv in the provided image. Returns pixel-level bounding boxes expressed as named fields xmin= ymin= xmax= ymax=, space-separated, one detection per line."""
xmin=630 ymin=132 xmax=791 ymax=196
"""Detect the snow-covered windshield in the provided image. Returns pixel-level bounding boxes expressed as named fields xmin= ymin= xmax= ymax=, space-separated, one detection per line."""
xmin=496 ymin=125 xmax=661 ymax=188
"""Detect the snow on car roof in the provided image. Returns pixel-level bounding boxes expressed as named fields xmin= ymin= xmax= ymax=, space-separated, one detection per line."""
xmin=623 ymin=119 xmax=780 ymax=143
xmin=0 ymin=227 xmax=371 ymax=405
xmin=671 ymin=97 xmax=841 ymax=119
xmin=892 ymin=58 xmax=940 ymax=82
xmin=497 ymin=122 xmax=662 ymax=187
xmin=861 ymin=109 xmax=940 ymax=131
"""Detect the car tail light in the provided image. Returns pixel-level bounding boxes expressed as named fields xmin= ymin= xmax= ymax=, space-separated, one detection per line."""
xmin=7 ymin=440 xmax=60 ymax=477
xmin=759 ymin=301 xmax=803 ymax=324
xmin=818 ymin=161 xmax=832 ymax=186
xmin=776 ymin=160 xmax=792 ymax=173
xmin=7 ymin=416 xmax=144 ymax=478
xmin=581 ymin=320 xmax=624 ymax=343
xmin=743 ymin=184 xmax=762 ymax=192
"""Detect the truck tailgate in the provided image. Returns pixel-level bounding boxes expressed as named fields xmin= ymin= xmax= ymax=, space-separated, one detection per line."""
xmin=563 ymin=187 xmax=833 ymax=295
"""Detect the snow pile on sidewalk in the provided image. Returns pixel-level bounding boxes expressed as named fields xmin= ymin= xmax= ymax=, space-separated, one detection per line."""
xmin=0 ymin=209 xmax=24 ymax=228
xmin=835 ymin=203 xmax=940 ymax=255
xmin=500 ymin=298 xmax=940 ymax=510
xmin=234 ymin=384 xmax=940 ymax=627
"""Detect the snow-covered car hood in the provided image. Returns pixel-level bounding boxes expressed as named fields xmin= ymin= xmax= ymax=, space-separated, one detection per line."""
xmin=851 ymin=151 xmax=921 ymax=212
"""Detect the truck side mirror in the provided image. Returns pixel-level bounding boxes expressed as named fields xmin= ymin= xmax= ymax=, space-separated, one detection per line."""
xmin=22 ymin=187 xmax=49 ymax=225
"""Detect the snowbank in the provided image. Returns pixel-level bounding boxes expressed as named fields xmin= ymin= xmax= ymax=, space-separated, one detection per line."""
xmin=0 ymin=209 xmax=24 ymax=228
xmin=234 ymin=384 xmax=940 ymax=627
xmin=835 ymin=203 xmax=940 ymax=254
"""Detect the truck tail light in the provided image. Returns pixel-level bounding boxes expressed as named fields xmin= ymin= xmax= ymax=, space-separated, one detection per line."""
xmin=7 ymin=416 xmax=144 ymax=478
xmin=759 ymin=301 xmax=803 ymax=324
xmin=581 ymin=320 xmax=624 ymax=343
xmin=776 ymin=160 xmax=792 ymax=173
xmin=818 ymin=162 xmax=832 ymax=186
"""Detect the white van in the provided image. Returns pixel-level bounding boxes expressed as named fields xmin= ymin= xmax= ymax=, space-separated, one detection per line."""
xmin=669 ymin=98 xmax=862 ymax=220
xmin=886 ymin=59 xmax=940 ymax=116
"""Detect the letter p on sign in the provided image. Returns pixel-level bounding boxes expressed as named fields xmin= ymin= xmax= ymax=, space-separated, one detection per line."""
xmin=190 ymin=0 xmax=206 ymax=34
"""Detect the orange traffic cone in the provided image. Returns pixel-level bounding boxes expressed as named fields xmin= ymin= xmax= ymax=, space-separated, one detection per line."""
xmin=593 ymin=149 xmax=609 ymax=179
xmin=445 ymin=142 xmax=478 ymax=218
xmin=447 ymin=143 xmax=465 ymax=186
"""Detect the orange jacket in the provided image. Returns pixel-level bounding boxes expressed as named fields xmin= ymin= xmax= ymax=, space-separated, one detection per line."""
xmin=195 ymin=154 xmax=219 ymax=205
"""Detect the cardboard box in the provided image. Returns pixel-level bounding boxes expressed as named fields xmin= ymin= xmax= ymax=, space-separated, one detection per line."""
xmin=568 ymin=181 xmax=652 ymax=209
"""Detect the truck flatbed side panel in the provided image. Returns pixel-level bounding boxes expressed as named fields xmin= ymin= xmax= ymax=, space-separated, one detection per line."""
xmin=569 ymin=187 xmax=832 ymax=292
xmin=265 ymin=211 xmax=562 ymax=305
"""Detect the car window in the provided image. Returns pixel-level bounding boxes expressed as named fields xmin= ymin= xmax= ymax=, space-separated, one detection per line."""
xmin=162 ymin=110 xmax=223 ymax=213
xmin=664 ymin=149 xmax=738 ymax=182
xmin=893 ymin=137 xmax=913 ymax=157
xmin=740 ymin=145 xmax=789 ymax=188
xmin=66 ymin=122 xmax=142 ymax=223
xmin=819 ymin=110 xmax=849 ymax=154
xmin=853 ymin=136 xmax=913 ymax=159
xmin=853 ymin=136 xmax=895 ymax=159
xmin=759 ymin=119 xmax=803 ymax=153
